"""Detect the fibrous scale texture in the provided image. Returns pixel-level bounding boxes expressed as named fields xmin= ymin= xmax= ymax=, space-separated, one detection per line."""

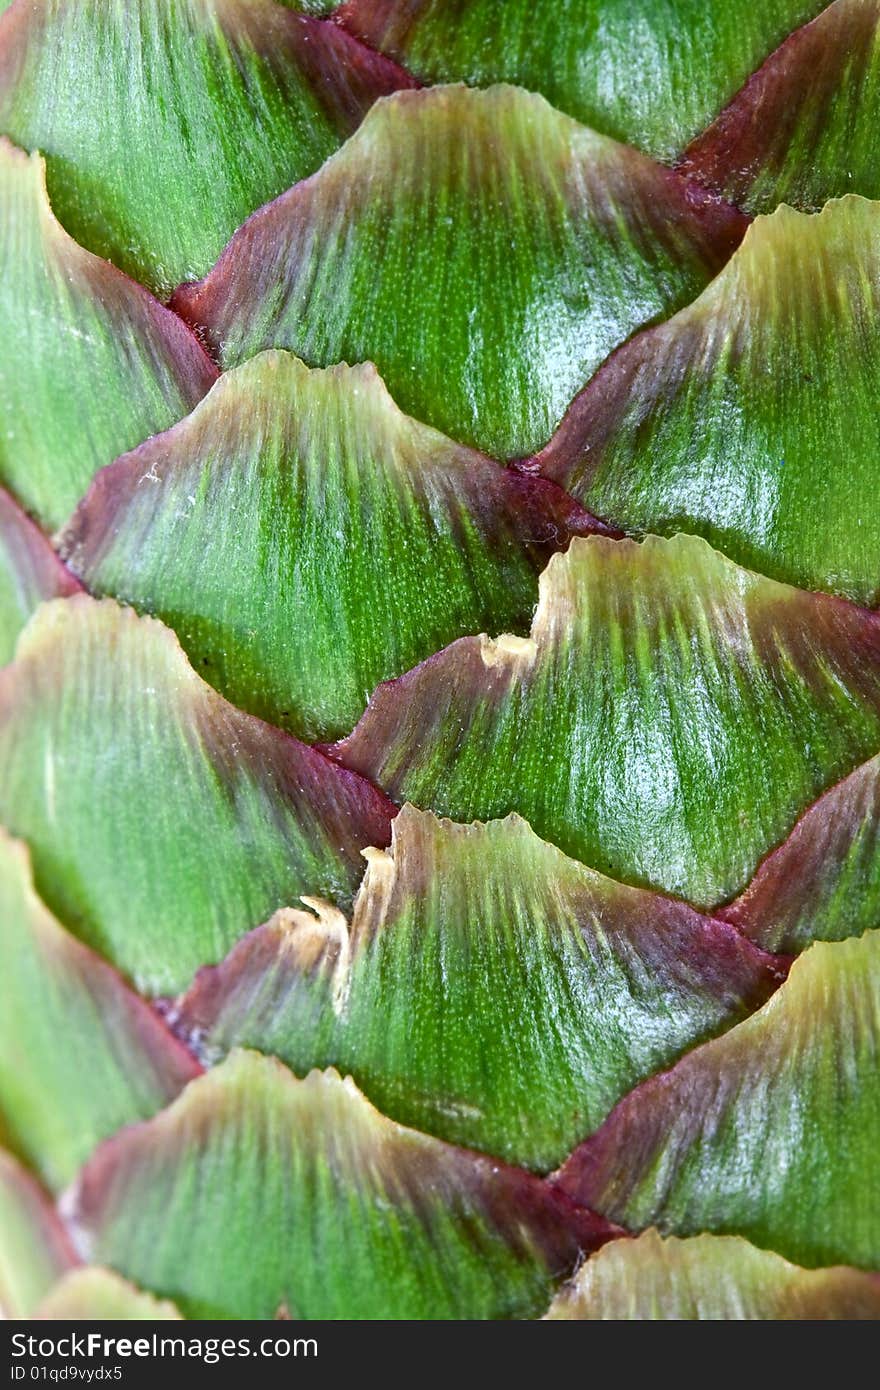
xmin=1 ymin=0 xmax=879 ymax=1325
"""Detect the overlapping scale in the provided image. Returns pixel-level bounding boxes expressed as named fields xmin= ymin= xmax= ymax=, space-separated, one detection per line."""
xmin=335 ymin=533 xmax=880 ymax=907
xmin=681 ymin=0 xmax=880 ymax=212
xmin=0 ymin=487 xmax=79 ymax=664
xmin=0 ymin=0 xmax=413 ymax=297
xmin=0 ymin=140 xmax=216 ymax=529
xmin=173 ymin=84 xmax=746 ymax=459
xmin=556 ymin=930 xmax=880 ymax=1271
xmin=0 ymin=829 xmax=200 ymax=1189
xmin=545 ymin=1228 xmax=880 ymax=1319
xmin=70 ymin=1050 xmax=619 ymax=1320
xmin=721 ymin=755 xmax=880 ymax=952
xmin=0 ymin=1149 xmax=76 ymax=1319
xmin=173 ymin=805 xmax=782 ymax=1171
xmin=534 ymin=197 xmax=880 ymax=606
xmin=337 ymin=0 xmax=825 ymax=164
xmin=59 ymin=351 xmax=607 ymax=742
xmin=0 ymin=597 xmax=395 ymax=994
xmin=35 ymin=1269 xmax=183 ymax=1321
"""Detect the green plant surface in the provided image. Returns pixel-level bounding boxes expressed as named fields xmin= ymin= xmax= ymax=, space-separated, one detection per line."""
xmin=0 ymin=830 xmax=200 ymax=1190
xmin=59 ymin=351 xmax=603 ymax=742
xmin=0 ymin=0 xmax=412 ymax=297
xmin=174 ymin=84 xmax=746 ymax=459
xmin=537 ymin=198 xmax=880 ymax=606
xmin=0 ymin=488 xmax=80 ymax=664
xmin=681 ymin=0 xmax=880 ymax=212
xmin=336 ymin=532 xmax=880 ymax=907
xmin=0 ymin=140 xmax=216 ymax=529
xmin=557 ymin=928 xmax=880 ymax=1271
xmin=0 ymin=596 xmax=394 ymax=995
xmin=722 ymin=753 xmax=880 ymax=953
xmin=337 ymin=0 xmax=825 ymax=164
xmin=175 ymin=805 xmax=782 ymax=1171
xmin=71 ymin=1051 xmax=617 ymax=1319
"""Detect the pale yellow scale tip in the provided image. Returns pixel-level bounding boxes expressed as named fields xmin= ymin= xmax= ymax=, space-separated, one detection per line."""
xmin=479 ymin=631 xmax=538 ymax=667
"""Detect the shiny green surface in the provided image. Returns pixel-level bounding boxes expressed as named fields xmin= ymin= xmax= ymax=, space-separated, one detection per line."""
xmin=557 ymin=930 xmax=880 ymax=1271
xmin=176 ymin=807 xmax=779 ymax=1171
xmin=0 ymin=597 xmax=392 ymax=995
xmin=545 ymin=1229 xmax=880 ymax=1320
xmin=175 ymin=84 xmax=745 ymax=458
xmin=0 ymin=140 xmax=215 ymax=529
xmin=0 ymin=831 xmax=198 ymax=1190
xmin=541 ymin=198 xmax=880 ymax=606
xmin=337 ymin=533 xmax=880 ymax=907
xmin=339 ymin=0 xmax=823 ymax=162
xmin=682 ymin=0 xmax=880 ymax=212
xmin=73 ymin=1052 xmax=609 ymax=1320
xmin=1 ymin=0 xmax=878 ymax=1322
xmin=60 ymin=352 xmax=591 ymax=742
xmin=0 ymin=0 xmax=409 ymax=296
